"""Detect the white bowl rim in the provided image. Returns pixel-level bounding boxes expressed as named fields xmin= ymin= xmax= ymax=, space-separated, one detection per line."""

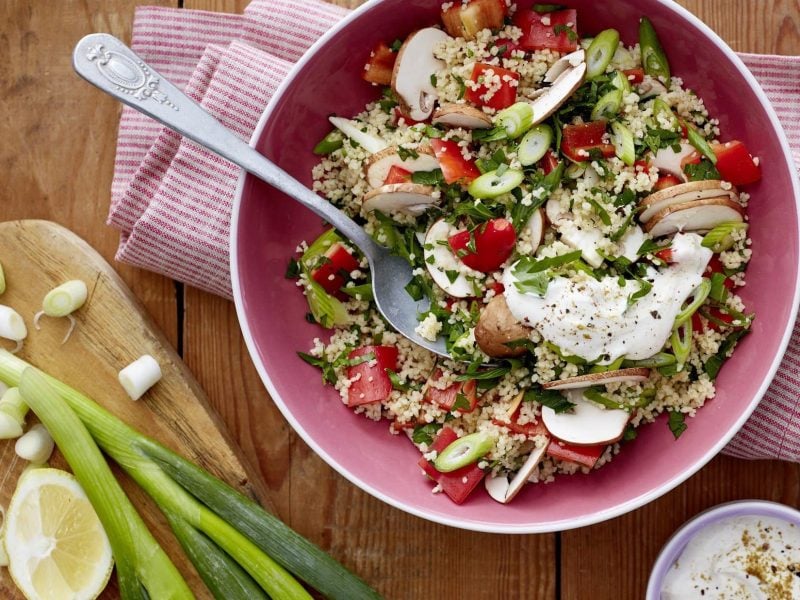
xmin=229 ymin=0 xmax=800 ymax=534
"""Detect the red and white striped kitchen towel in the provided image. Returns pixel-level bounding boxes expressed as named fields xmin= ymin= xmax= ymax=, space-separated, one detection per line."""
xmin=109 ymin=0 xmax=800 ymax=460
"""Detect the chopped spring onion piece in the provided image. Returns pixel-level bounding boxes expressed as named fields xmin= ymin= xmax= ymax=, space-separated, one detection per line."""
xmin=15 ymin=423 xmax=55 ymax=464
xmin=686 ymin=126 xmax=717 ymax=165
xmin=434 ymin=432 xmax=494 ymax=473
xmin=0 ymin=305 xmax=26 ymax=342
xmin=328 ymin=116 xmax=388 ymax=154
xmin=494 ymin=102 xmax=534 ymax=139
xmin=623 ymin=353 xmax=677 ymax=369
xmin=0 ymin=387 xmax=28 ymax=439
xmin=118 ymin=355 xmax=162 ymax=401
xmin=312 ymin=129 xmax=344 ymax=155
xmin=611 ymin=121 xmax=636 ymax=166
xmin=301 ymin=228 xmax=343 ymax=265
xmin=639 ymin=17 xmax=671 ymax=86
xmin=517 ymin=124 xmax=553 ymax=166
xmin=652 ymin=98 xmax=679 ymax=130
xmin=304 ymin=273 xmax=350 ymax=328
xmin=565 ymin=162 xmax=587 ymax=179
xmin=42 ymin=280 xmax=88 ymax=317
xmin=0 ymin=263 xmax=5 ymax=296
xmin=610 ymin=70 xmax=632 ymax=95
xmin=701 ymin=222 xmax=748 ymax=252
xmin=671 ymin=318 xmax=693 ymax=371
xmin=0 ymin=504 xmax=7 ymax=567
xmin=0 ymin=351 xmax=380 ymax=600
xmin=585 ymin=29 xmax=620 ymax=79
xmin=674 ymin=278 xmax=711 ymax=328
xmin=468 ymin=168 xmax=524 ymax=199
xmin=590 ymin=88 xmax=623 ymax=121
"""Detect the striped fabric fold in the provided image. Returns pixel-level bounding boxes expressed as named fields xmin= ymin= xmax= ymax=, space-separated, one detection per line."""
xmin=109 ymin=0 xmax=800 ymax=460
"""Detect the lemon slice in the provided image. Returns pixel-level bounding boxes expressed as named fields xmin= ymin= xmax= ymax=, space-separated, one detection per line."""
xmin=5 ymin=468 xmax=113 ymax=600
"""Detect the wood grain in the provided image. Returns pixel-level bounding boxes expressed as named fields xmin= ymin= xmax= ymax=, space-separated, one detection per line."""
xmin=0 ymin=0 xmax=798 ymax=599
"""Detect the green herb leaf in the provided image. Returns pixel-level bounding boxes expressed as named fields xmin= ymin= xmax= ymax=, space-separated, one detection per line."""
xmin=411 ymin=169 xmax=445 ymax=186
xmin=397 ymin=147 xmax=420 ymax=161
xmin=404 ymin=275 xmax=431 ymax=301
xmin=667 ymin=410 xmax=687 ymax=439
xmin=452 ymin=392 xmax=472 ymax=412
xmin=412 ymin=423 xmax=442 ymax=445
xmin=524 ymin=387 xmax=575 ymax=413
xmin=390 ymin=39 xmax=403 ymax=52
xmin=533 ymin=3 xmax=565 ymax=12
xmin=386 ymin=369 xmax=410 ymax=391
xmin=285 ymin=258 xmax=301 ymax=279
xmin=340 ymin=284 xmax=373 ymax=301
xmin=684 ymin=159 xmax=721 ymax=181
xmin=628 ymin=277 xmax=653 ymax=307
xmin=453 ymin=366 xmax=511 ymax=382
xmin=637 ymin=238 xmax=670 ymax=257
xmin=553 ymin=23 xmax=578 ymax=42
xmin=584 ymin=387 xmax=627 ymax=411
xmin=512 ymin=251 xmax=583 ymax=296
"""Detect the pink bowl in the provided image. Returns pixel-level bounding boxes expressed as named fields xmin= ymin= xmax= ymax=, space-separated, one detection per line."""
xmin=231 ymin=0 xmax=800 ymax=532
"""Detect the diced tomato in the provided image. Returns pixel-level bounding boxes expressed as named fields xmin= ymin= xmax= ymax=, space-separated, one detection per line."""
xmin=417 ymin=427 xmax=486 ymax=504
xmin=654 ymin=248 xmax=674 ymax=263
xmin=546 ymin=439 xmax=605 ymax=469
xmin=464 ymin=62 xmax=519 ymax=110
xmin=423 ymin=369 xmax=479 ymax=413
xmin=513 ymin=8 xmax=578 ymax=53
xmin=362 ymin=41 xmax=396 ymax=86
xmin=430 ymin=139 xmax=481 ymax=184
xmin=710 ymin=140 xmax=762 ymax=186
xmin=310 ymin=242 xmax=360 ymax=295
xmin=560 ymin=121 xmax=616 ymax=163
xmin=622 ymin=68 xmax=645 ymax=84
xmin=441 ymin=0 xmax=508 ymax=40
xmin=492 ymin=38 xmax=521 ymax=59
xmin=491 ymin=281 xmax=505 ymax=295
xmin=492 ymin=417 xmax=548 ymax=438
xmin=448 ymin=218 xmax=517 ymax=273
xmin=634 ymin=159 xmax=650 ymax=174
xmin=393 ymin=106 xmax=425 ymax=126
xmin=539 ymin=149 xmax=560 ymax=175
xmin=383 ymin=165 xmax=413 ymax=185
xmin=654 ymin=174 xmax=682 ymax=191
xmin=346 ymin=345 xmax=399 ymax=407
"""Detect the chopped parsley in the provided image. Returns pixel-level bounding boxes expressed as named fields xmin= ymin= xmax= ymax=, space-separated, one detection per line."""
xmin=667 ymin=410 xmax=687 ymax=439
xmin=684 ymin=159 xmax=721 ymax=181
xmin=412 ymin=423 xmax=442 ymax=445
xmin=512 ymin=250 xmax=583 ymax=296
xmin=524 ymin=387 xmax=575 ymax=413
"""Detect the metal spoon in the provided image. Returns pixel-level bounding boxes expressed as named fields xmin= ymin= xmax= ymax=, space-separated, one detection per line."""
xmin=72 ymin=33 xmax=450 ymax=359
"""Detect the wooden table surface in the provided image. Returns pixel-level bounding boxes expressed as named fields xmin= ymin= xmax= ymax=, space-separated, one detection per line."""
xmin=1 ymin=1 xmax=798 ymax=598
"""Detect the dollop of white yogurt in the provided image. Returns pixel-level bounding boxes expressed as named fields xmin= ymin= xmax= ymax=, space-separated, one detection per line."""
xmin=661 ymin=515 xmax=800 ymax=599
xmin=502 ymin=232 xmax=712 ymax=362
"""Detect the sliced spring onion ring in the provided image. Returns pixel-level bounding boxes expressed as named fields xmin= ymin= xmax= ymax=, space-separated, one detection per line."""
xmin=517 ymin=124 xmax=553 ymax=166
xmin=671 ymin=318 xmax=693 ymax=371
xmin=652 ymin=98 xmax=679 ymax=130
xmin=591 ymin=88 xmax=623 ymax=121
xmin=14 ymin=423 xmax=55 ymax=464
xmin=585 ymin=29 xmax=620 ymax=79
xmin=674 ymin=278 xmax=712 ymax=328
xmin=494 ymin=102 xmax=534 ymax=139
xmin=118 ymin=355 xmax=163 ymax=401
xmin=313 ymin=129 xmax=344 ymax=155
xmin=468 ymin=168 xmax=524 ymax=199
xmin=434 ymin=432 xmax=494 ymax=473
xmin=611 ymin=121 xmax=636 ymax=166
xmin=610 ymin=70 xmax=632 ymax=95
xmin=639 ymin=17 xmax=671 ymax=86
xmin=0 ymin=387 xmax=28 ymax=439
xmin=701 ymin=222 xmax=748 ymax=252
xmin=686 ymin=127 xmax=717 ymax=165
xmin=623 ymin=353 xmax=677 ymax=369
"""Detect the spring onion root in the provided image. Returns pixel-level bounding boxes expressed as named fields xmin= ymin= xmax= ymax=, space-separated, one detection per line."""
xmin=118 ymin=355 xmax=162 ymax=401
xmin=14 ymin=423 xmax=55 ymax=464
xmin=0 ymin=504 xmax=7 ymax=567
xmin=0 ymin=387 xmax=28 ymax=439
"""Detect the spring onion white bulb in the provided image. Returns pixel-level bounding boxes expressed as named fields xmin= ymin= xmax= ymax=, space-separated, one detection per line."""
xmin=15 ymin=423 xmax=55 ymax=464
xmin=34 ymin=279 xmax=87 ymax=344
xmin=118 ymin=355 xmax=162 ymax=401
xmin=0 ymin=504 xmax=6 ymax=567
xmin=0 ymin=306 xmax=26 ymax=346
xmin=0 ymin=387 xmax=28 ymax=439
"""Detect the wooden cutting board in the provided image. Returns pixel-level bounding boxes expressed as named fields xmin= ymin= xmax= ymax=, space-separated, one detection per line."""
xmin=0 ymin=220 xmax=269 ymax=599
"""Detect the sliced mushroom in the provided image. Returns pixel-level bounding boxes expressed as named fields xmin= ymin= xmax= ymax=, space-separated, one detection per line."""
xmin=527 ymin=61 xmax=586 ymax=125
xmin=644 ymin=197 xmax=745 ymax=238
xmin=363 ymin=146 xmax=440 ymax=188
xmin=328 ymin=116 xmax=388 ymax=155
xmin=392 ymin=28 xmax=451 ymax=122
xmin=526 ymin=208 xmax=545 ymax=254
xmin=432 ymin=103 xmax=493 ymax=129
xmin=543 ymin=49 xmax=586 ymax=83
xmin=363 ymin=183 xmax=438 ymax=216
xmin=474 ymin=295 xmax=532 ymax=357
xmin=638 ymin=180 xmax=739 ymax=223
xmin=648 ymin=142 xmax=695 ymax=180
xmin=485 ymin=442 xmax=549 ymax=504
xmin=545 ymin=197 xmax=570 ymax=227
xmin=423 ymin=219 xmax=475 ymax=297
xmin=505 ymin=390 xmax=525 ymax=420
xmin=541 ymin=390 xmax=629 ymax=446
xmin=542 ymin=368 xmax=651 ymax=390
xmin=637 ymin=77 xmax=668 ymax=99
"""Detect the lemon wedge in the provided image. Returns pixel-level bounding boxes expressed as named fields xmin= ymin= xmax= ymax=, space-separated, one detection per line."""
xmin=5 ymin=468 xmax=113 ymax=600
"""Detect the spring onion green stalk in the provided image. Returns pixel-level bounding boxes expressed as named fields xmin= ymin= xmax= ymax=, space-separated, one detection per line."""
xmin=118 ymin=354 xmax=162 ymax=401
xmin=671 ymin=319 xmax=693 ymax=371
xmin=589 ymin=356 xmax=625 ymax=373
xmin=585 ymin=29 xmax=620 ymax=79
xmin=686 ymin=127 xmax=717 ymax=164
xmin=304 ymin=275 xmax=350 ymax=328
xmin=623 ymin=353 xmax=677 ymax=369
xmin=17 ymin=367 xmax=194 ymax=600
xmin=0 ymin=351 xmax=381 ymax=600
xmin=590 ymin=88 xmax=623 ymax=121
xmin=674 ymin=278 xmax=711 ymax=328
xmin=610 ymin=70 xmax=632 ymax=94
xmin=0 ymin=262 xmax=5 ymax=296
xmin=652 ymin=98 xmax=679 ymax=131
xmin=14 ymin=423 xmax=54 ymax=464
xmin=639 ymin=17 xmax=671 ymax=86
xmin=468 ymin=168 xmax=524 ymax=199
xmin=434 ymin=432 xmax=494 ymax=473
xmin=611 ymin=122 xmax=636 ymax=166
xmin=302 ymin=228 xmax=342 ymax=263
xmin=702 ymin=222 xmax=748 ymax=252
xmin=0 ymin=387 xmax=27 ymax=439
xmin=313 ymin=129 xmax=344 ymax=155
xmin=517 ymin=124 xmax=553 ymax=166
xmin=494 ymin=102 xmax=534 ymax=139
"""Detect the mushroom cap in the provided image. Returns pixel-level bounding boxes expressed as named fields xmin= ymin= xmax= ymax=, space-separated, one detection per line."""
xmin=432 ymin=103 xmax=493 ymax=129
xmin=423 ymin=219 xmax=476 ymax=297
xmin=526 ymin=208 xmax=545 ymax=254
xmin=638 ymin=180 xmax=739 ymax=223
xmin=541 ymin=390 xmax=629 ymax=446
xmin=504 ymin=442 xmax=549 ymax=502
xmin=363 ymin=146 xmax=440 ymax=188
xmin=644 ymin=196 xmax=745 ymax=238
xmin=362 ymin=183 xmax=438 ymax=216
xmin=542 ymin=368 xmax=651 ymax=390
xmin=648 ymin=141 xmax=695 ymax=180
xmin=474 ymin=295 xmax=532 ymax=357
xmin=543 ymin=49 xmax=586 ymax=83
xmin=391 ymin=28 xmax=450 ymax=122
xmin=528 ymin=61 xmax=586 ymax=125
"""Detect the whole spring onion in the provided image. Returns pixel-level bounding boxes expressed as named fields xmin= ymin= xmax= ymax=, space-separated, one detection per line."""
xmin=671 ymin=318 xmax=693 ymax=371
xmin=585 ymin=29 xmax=620 ymax=79
xmin=611 ymin=121 xmax=636 ymax=166
xmin=590 ymin=88 xmax=623 ymax=121
xmin=686 ymin=126 xmax=718 ymax=165
xmin=494 ymin=102 xmax=534 ymax=139
xmin=674 ymin=278 xmax=712 ymax=328
xmin=0 ymin=351 xmax=381 ymax=600
xmin=517 ymin=124 xmax=553 ymax=166
xmin=0 ymin=386 xmax=27 ymax=439
xmin=34 ymin=279 xmax=88 ymax=344
xmin=468 ymin=168 xmax=524 ymax=199
xmin=434 ymin=432 xmax=494 ymax=473
xmin=639 ymin=17 xmax=671 ymax=86
xmin=14 ymin=423 xmax=54 ymax=464
xmin=702 ymin=222 xmax=748 ymax=252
